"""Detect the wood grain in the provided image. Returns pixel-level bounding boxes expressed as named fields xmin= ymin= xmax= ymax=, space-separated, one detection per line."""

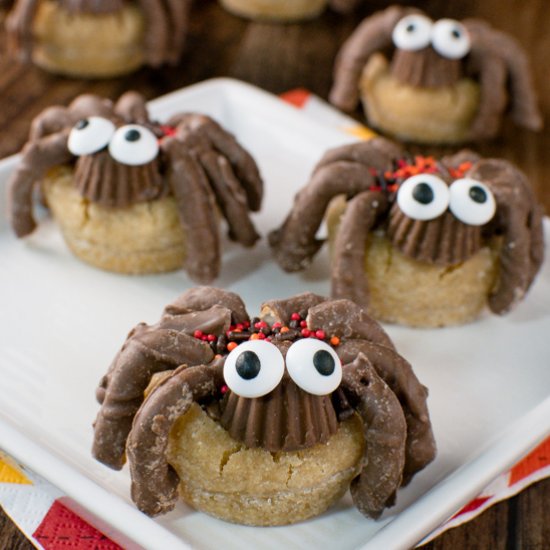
xmin=0 ymin=0 xmax=549 ymax=549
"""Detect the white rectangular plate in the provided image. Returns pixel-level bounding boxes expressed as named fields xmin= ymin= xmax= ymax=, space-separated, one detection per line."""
xmin=1 ymin=78 xmax=549 ymax=550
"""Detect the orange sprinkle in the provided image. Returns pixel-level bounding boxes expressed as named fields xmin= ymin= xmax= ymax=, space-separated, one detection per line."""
xmin=250 ymin=333 xmax=261 ymax=340
xmin=280 ymin=326 xmax=290 ymax=333
xmin=330 ymin=336 xmax=341 ymax=346
xmin=227 ymin=342 xmax=238 ymax=351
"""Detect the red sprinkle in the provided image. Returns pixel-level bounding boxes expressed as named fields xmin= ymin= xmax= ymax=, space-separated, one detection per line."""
xmin=207 ymin=334 xmax=217 ymax=342
xmin=201 ymin=335 xmax=208 ymax=341
xmin=272 ymin=322 xmax=282 ymax=329
xmin=290 ymin=313 xmax=301 ymax=321
xmin=300 ymin=320 xmax=308 ymax=328
xmin=301 ymin=328 xmax=311 ymax=337
xmin=193 ymin=330 xmax=203 ymax=339
xmin=220 ymin=385 xmax=228 ymax=394
xmin=315 ymin=330 xmax=326 ymax=340
xmin=257 ymin=332 xmax=266 ymax=340
xmin=254 ymin=321 xmax=268 ymax=329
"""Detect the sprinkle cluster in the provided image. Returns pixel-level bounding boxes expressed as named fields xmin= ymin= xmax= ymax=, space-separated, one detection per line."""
xmin=367 ymin=156 xmax=473 ymax=193
xmin=192 ymin=311 xmax=341 ymax=355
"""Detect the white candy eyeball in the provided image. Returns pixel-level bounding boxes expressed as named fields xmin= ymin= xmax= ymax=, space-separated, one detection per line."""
xmin=392 ymin=14 xmax=433 ymax=51
xmin=397 ymin=174 xmax=450 ymax=221
xmin=68 ymin=117 xmax=116 ymax=157
xmin=449 ymin=178 xmax=496 ymax=226
xmin=431 ymin=19 xmax=471 ymax=59
xmin=285 ymin=339 xmax=342 ymax=396
xmin=108 ymin=124 xmax=159 ymax=166
xmin=223 ymin=340 xmax=285 ymax=399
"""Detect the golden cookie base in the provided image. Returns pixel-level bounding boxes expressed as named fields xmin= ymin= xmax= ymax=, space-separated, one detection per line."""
xmin=43 ymin=166 xmax=186 ymax=275
xmin=219 ymin=0 xmax=327 ymax=21
xmin=32 ymin=1 xmax=144 ymax=78
xmin=327 ymin=197 xmax=499 ymax=327
xmin=167 ymin=403 xmax=364 ymax=526
xmin=360 ymin=53 xmax=480 ymax=145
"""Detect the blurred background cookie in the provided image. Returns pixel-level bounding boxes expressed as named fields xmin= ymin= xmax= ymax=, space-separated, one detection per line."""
xmin=5 ymin=0 xmax=192 ymax=78
xmin=330 ymin=5 xmax=543 ymax=144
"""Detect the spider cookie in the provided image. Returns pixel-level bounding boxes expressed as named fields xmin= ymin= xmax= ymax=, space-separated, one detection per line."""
xmin=269 ymin=138 xmax=544 ymax=327
xmin=6 ymin=0 xmax=191 ymax=78
xmin=219 ymin=0 xmax=361 ymax=22
xmin=330 ymin=6 xmax=542 ymax=144
xmin=8 ymin=92 xmax=263 ymax=283
xmin=92 ymin=287 xmax=436 ymax=525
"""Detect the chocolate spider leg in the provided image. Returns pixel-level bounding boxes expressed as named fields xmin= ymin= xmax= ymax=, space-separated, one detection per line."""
xmin=164 ymin=0 xmax=192 ymax=64
xmin=113 ymin=91 xmax=150 ymax=124
xmin=162 ymin=138 xmax=221 ymax=283
xmin=92 ymin=305 xmax=232 ymax=469
xmin=137 ymin=0 xmax=170 ymax=67
xmin=306 ymin=298 xmax=395 ymax=350
xmin=465 ymin=20 xmax=543 ymax=132
xmin=260 ymin=292 xmax=328 ymax=324
xmin=8 ymin=131 xmax=72 ymax=237
xmin=168 ymin=114 xmax=263 ymax=212
xmin=314 ymin=137 xmax=404 ymax=173
xmin=341 ymin=353 xmax=407 ymax=518
xmin=269 ymin=161 xmax=379 ymax=272
xmin=199 ymin=150 xmax=260 ymax=247
xmin=329 ymin=6 xmax=408 ymax=112
xmin=5 ymin=0 xmax=38 ymax=61
xmin=163 ymin=286 xmax=250 ymax=323
xmin=465 ymin=45 xmax=509 ymax=140
xmin=468 ymin=160 xmax=544 ymax=314
xmin=331 ymin=190 xmax=388 ymax=309
xmin=127 ymin=361 xmax=225 ymax=516
xmin=337 ymin=339 xmax=436 ymax=482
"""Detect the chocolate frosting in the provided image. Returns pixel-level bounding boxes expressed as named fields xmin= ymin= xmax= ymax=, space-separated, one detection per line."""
xmin=6 ymin=0 xmax=192 ymax=67
xmin=329 ymin=5 xmax=542 ymax=140
xmin=93 ymin=287 xmax=436 ymax=519
xmin=270 ymin=137 xmax=543 ymax=315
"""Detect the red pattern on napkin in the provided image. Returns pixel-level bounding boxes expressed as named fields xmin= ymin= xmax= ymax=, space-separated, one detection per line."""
xmin=33 ymin=500 xmax=121 ymax=550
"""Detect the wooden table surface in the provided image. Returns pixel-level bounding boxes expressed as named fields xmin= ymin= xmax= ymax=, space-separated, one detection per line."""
xmin=0 ymin=0 xmax=549 ymax=548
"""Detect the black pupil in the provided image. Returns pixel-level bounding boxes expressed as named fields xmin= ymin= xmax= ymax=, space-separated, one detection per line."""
xmin=412 ymin=182 xmax=435 ymax=204
xmin=406 ymin=23 xmax=415 ymax=32
xmin=235 ymin=351 xmax=261 ymax=380
xmin=125 ymin=129 xmax=141 ymax=142
xmin=313 ymin=350 xmax=335 ymax=376
xmin=76 ymin=119 xmax=89 ymax=130
xmin=451 ymin=28 xmax=461 ymax=39
xmin=469 ymin=186 xmax=487 ymax=203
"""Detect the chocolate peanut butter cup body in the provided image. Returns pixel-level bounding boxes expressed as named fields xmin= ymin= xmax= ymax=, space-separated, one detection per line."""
xmin=92 ymin=287 xmax=436 ymax=525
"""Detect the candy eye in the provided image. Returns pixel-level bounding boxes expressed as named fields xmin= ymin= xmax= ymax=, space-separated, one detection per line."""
xmin=397 ymin=174 xmax=450 ymax=221
xmin=68 ymin=117 xmax=115 ymax=156
xmin=392 ymin=14 xmax=433 ymax=51
xmin=431 ymin=19 xmax=471 ymax=59
xmin=285 ymin=339 xmax=342 ymax=396
xmin=449 ymin=178 xmax=496 ymax=226
xmin=223 ymin=340 xmax=285 ymax=398
xmin=108 ymin=124 xmax=159 ymax=166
